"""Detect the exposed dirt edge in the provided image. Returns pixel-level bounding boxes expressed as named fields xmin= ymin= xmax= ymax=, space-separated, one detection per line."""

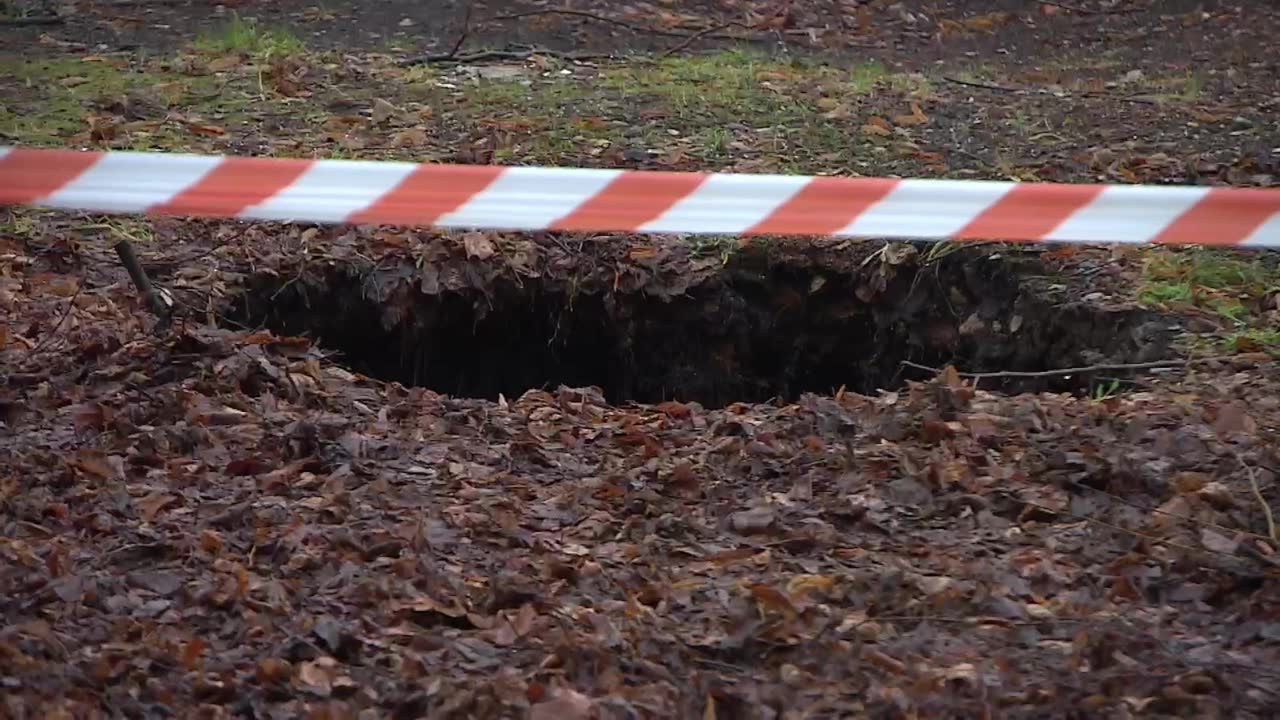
xmin=228 ymin=243 xmax=1179 ymax=405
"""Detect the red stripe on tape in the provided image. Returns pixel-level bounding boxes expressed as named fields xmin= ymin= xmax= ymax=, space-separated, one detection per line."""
xmin=0 ymin=148 xmax=103 ymax=205
xmin=549 ymin=171 xmax=707 ymax=231
xmin=148 ymin=156 xmax=315 ymax=217
xmin=745 ymin=177 xmax=899 ymax=236
xmin=347 ymin=164 xmax=504 ymax=225
xmin=954 ymin=183 xmax=1105 ymax=240
xmin=1151 ymin=187 xmax=1280 ymax=246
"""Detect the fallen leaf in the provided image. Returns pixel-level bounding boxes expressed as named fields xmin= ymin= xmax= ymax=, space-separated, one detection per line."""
xmin=864 ymin=647 xmax=906 ymax=674
xmin=256 ymin=658 xmax=292 ymax=684
xmin=392 ymin=127 xmax=429 ymax=148
xmin=207 ymin=54 xmax=242 ymax=72
xmin=749 ymin=584 xmax=798 ymax=618
xmin=530 ymin=688 xmax=594 ymax=720
xmin=861 ymin=116 xmax=893 ymax=136
xmin=59 ymin=76 xmax=90 ymax=88
xmin=183 ymin=120 xmax=226 ymax=137
xmin=372 ymin=98 xmax=401 ymax=124
xmin=730 ymin=507 xmax=776 ymax=534
xmin=138 ymin=493 xmax=178 ymax=523
xmin=130 ymin=571 xmax=184 ymax=596
xmin=1213 ymin=402 xmax=1256 ymax=436
xmin=1200 ymin=528 xmax=1238 ymax=555
xmin=296 ymin=658 xmax=336 ymax=697
xmin=68 ymin=450 xmax=117 ymax=480
xmin=893 ymin=101 xmax=929 ymax=126
xmin=463 ymin=233 xmax=496 ymax=260
xmin=181 ymin=637 xmax=205 ymax=670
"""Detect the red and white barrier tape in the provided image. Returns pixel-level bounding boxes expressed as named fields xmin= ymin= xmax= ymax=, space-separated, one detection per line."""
xmin=2 ymin=146 xmax=1279 ymax=246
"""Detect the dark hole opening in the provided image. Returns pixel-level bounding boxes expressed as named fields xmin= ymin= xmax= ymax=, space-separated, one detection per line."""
xmin=231 ymin=249 xmax=1173 ymax=408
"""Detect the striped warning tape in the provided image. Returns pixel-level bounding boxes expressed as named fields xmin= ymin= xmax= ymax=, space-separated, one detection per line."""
xmin=2 ymin=146 xmax=1279 ymax=246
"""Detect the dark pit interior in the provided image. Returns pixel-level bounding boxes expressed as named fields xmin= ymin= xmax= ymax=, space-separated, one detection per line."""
xmin=231 ymin=246 xmax=1176 ymax=407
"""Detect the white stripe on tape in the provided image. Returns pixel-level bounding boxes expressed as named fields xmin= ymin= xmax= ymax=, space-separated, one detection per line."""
xmin=42 ymin=153 xmax=221 ymax=212
xmin=437 ymin=166 xmax=622 ymax=230
xmin=1045 ymin=185 xmax=1209 ymax=244
xmin=639 ymin=173 xmax=812 ymax=234
xmin=839 ymin=179 xmax=1013 ymax=238
xmin=240 ymin=159 xmax=419 ymax=222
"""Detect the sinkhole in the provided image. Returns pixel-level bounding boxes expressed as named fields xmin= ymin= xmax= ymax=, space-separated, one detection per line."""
xmin=231 ymin=245 xmax=1175 ymax=407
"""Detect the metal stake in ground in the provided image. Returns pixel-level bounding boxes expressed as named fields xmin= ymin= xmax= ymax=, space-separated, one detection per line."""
xmin=112 ymin=239 xmax=173 ymax=334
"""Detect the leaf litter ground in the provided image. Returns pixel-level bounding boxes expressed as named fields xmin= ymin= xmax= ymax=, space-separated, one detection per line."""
xmin=3 ymin=1 xmax=1280 ymax=718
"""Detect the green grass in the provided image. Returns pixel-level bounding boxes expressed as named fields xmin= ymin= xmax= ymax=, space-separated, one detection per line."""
xmin=0 ymin=53 xmax=254 ymax=148
xmin=1139 ymin=248 xmax=1280 ymax=352
xmin=193 ymin=13 xmax=305 ymax=58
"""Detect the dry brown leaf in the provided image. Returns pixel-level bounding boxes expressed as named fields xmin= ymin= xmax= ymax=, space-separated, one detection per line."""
xmin=750 ymin=584 xmax=798 ymax=618
xmin=181 ymin=637 xmax=205 ymax=670
xmin=861 ymin=116 xmax=893 ymax=137
xmin=864 ymin=647 xmax=907 ymax=675
xmin=392 ymin=127 xmax=429 ymax=148
xmin=296 ymin=658 xmax=336 ymax=697
xmin=893 ymin=101 xmax=929 ymax=126
xmin=68 ymin=450 xmax=116 ymax=480
xmin=183 ymin=120 xmax=226 ymax=137
xmin=207 ymin=54 xmax=242 ymax=72
xmin=138 ymin=492 xmax=178 ymax=523
xmin=730 ymin=507 xmax=775 ymax=534
xmin=200 ymin=529 xmax=225 ymax=555
xmin=1200 ymin=528 xmax=1239 ymax=555
xmin=372 ymin=98 xmax=402 ymax=124
xmin=530 ymin=688 xmax=594 ymax=720
xmin=463 ymin=233 xmax=496 ymax=260
xmin=1213 ymin=402 xmax=1257 ymax=436
xmin=256 ymin=658 xmax=292 ymax=684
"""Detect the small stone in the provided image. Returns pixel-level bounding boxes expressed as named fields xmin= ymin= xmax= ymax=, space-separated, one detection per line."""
xmin=399 ymin=18 xmax=416 ymax=27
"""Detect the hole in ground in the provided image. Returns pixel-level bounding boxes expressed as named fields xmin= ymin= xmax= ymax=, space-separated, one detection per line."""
xmin=231 ymin=245 xmax=1175 ymax=408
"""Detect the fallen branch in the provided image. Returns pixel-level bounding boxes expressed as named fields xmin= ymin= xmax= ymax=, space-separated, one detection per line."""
xmin=941 ymin=76 xmax=1021 ymax=93
xmin=1237 ymin=451 xmax=1279 ymax=544
xmin=658 ymin=20 xmax=740 ymax=58
xmin=484 ymin=8 xmax=754 ymax=41
xmin=0 ymin=15 xmax=64 ymax=26
xmin=26 ymin=283 xmax=82 ymax=356
xmin=900 ymin=353 xmax=1268 ymax=380
xmin=401 ymin=47 xmax=614 ymax=66
xmin=445 ymin=0 xmax=475 ymax=60
xmin=1038 ymin=1 xmax=1144 ymax=15
xmin=113 ymin=238 xmax=173 ymax=333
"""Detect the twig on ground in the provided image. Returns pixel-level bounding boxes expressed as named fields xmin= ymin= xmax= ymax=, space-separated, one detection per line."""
xmin=401 ymin=48 xmax=614 ymax=66
xmin=900 ymin=353 xmax=1267 ymax=381
xmin=446 ymin=0 xmax=474 ymax=60
xmin=1237 ymin=451 xmax=1279 ymax=544
xmin=659 ymin=20 xmax=740 ymax=58
xmin=0 ymin=15 xmax=63 ymax=26
xmin=113 ymin=238 xmax=173 ymax=333
xmin=484 ymin=8 xmax=753 ymax=41
xmin=1037 ymin=1 xmax=1143 ymax=15
xmin=942 ymin=76 xmax=1021 ymax=93
xmin=26 ymin=283 xmax=83 ymax=356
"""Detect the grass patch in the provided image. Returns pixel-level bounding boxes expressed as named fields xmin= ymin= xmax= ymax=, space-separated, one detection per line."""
xmin=419 ymin=51 xmax=896 ymax=169
xmin=194 ymin=13 xmax=305 ymax=59
xmin=0 ymin=54 xmax=242 ymax=148
xmin=1139 ymin=248 xmax=1280 ymax=351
